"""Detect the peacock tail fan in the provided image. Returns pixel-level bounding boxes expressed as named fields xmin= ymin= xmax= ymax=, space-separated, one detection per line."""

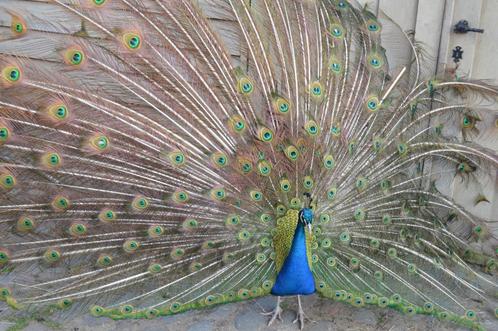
xmin=0 ymin=0 xmax=497 ymax=329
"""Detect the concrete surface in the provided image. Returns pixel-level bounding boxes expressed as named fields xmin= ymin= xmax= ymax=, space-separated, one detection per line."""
xmin=2 ymin=295 xmax=497 ymax=331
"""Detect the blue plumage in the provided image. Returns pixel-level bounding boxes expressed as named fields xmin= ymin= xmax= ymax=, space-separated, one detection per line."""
xmin=271 ymin=217 xmax=315 ymax=296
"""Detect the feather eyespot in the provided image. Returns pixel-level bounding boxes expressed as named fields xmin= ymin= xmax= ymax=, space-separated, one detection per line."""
xmin=330 ymin=123 xmax=341 ymax=137
xmin=320 ymin=214 xmax=330 ymax=223
xmin=2 ymin=65 xmax=22 ymax=85
xmin=99 ymin=209 xmax=117 ymax=222
xmin=335 ymin=0 xmax=349 ymax=9
xmin=274 ymin=97 xmax=290 ymax=114
xmin=369 ymin=239 xmax=380 ymax=249
xmin=52 ymin=195 xmax=71 ymax=212
xmin=366 ymin=19 xmax=381 ymax=33
xmin=92 ymin=0 xmax=107 ymax=6
xmin=236 ymin=157 xmax=253 ymax=175
xmin=167 ymin=150 xmax=186 ymax=167
xmin=330 ymin=23 xmax=345 ymax=39
xmin=262 ymin=280 xmax=273 ymax=290
xmin=462 ymin=114 xmax=479 ymax=129
xmin=123 ymin=240 xmax=140 ymax=253
xmin=305 ymin=120 xmax=320 ymax=136
xmin=69 ymin=223 xmax=87 ymax=236
xmin=372 ymin=136 xmax=384 ymax=152
xmin=210 ymin=187 xmax=226 ymax=201
xmin=356 ymin=177 xmax=368 ymax=191
xmin=330 ymin=61 xmax=342 ymax=74
xmin=229 ymin=115 xmax=246 ymax=133
xmin=11 ymin=15 xmax=27 ymax=35
xmin=367 ymin=53 xmax=384 ymax=70
xmin=348 ymin=140 xmax=357 ymax=154
xmin=382 ymin=214 xmax=392 ymax=225
xmin=90 ymin=306 xmax=105 ymax=317
xmin=365 ymin=95 xmax=380 ymax=112
xmin=123 ymin=32 xmax=142 ymax=50
xmin=279 ymin=179 xmax=291 ymax=192
xmin=258 ymin=127 xmax=274 ymax=142
xmin=44 ymin=248 xmax=62 ymax=263
xmin=148 ymin=225 xmax=164 ymax=237
xmin=328 ymin=54 xmax=343 ymax=74
xmin=57 ymin=298 xmax=73 ymax=309
xmin=285 ymin=145 xmax=299 ymax=161
xmin=323 ymin=154 xmax=335 ymax=169
xmin=169 ymin=302 xmax=182 ymax=313
xmin=0 ymin=125 xmax=11 ymax=145
xmin=41 ymin=151 xmax=62 ymax=169
xmin=17 ymin=216 xmax=35 ymax=232
xmin=354 ymin=208 xmax=366 ymax=221
xmin=290 ymin=197 xmax=301 ymax=209
xmin=397 ymin=143 xmax=409 ymax=156
xmin=64 ymin=48 xmax=85 ymax=66
xmin=132 ymin=196 xmax=149 ymax=211
xmin=327 ymin=186 xmax=337 ymax=200
xmin=255 ymin=253 xmax=267 ymax=264
xmin=173 ymin=190 xmax=189 ymax=203
xmin=457 ymin=162 xmax=475 ymax=174
xmin=225 ymin=215 xmax=240 ymax=228
xmin=97 ymin=254 xmax=113 ymax=267
xmin=309 ymin=81 xmax=324 ymax=99
xmin=88 ymin=134 xmax=110 ymax=152
xmin=47 ymin=102 xmax=70 ymax=122
xmin=237 ymin=76 xmax=254 ymax=95
xmin=276 ymin=204 xmax=286 ymax=215
xmin=303 ymin=176 xmax=314 ymax=190
xmin=0 ymin=171 xmax=16 ymax=191
xmin=257 ymin=160 xmax=272 ymax=176
xmin=211 ymin=151 xmax=229 ymax=168
xmin=259 ymin=213 xmax=273 ymax=224
xmin=250 ymin=190 xmax=263 ymax=201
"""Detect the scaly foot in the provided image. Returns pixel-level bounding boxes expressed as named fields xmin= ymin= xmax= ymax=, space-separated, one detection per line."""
xmin=261 ymin=296 xmax=283 ymax=326
xmin=292 ymin=295 xmax=314 ymax=330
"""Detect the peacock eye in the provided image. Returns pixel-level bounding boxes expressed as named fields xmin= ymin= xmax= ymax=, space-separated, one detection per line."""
xmin=123 ymin=32 xmax=142 ymax=50
xmin=65 ymin=49 xmax=85 ymax=66
xmin=242 ymin=83 xmax=252 ymax=92
xmin=369 ymin=24 xmax=378 ymax=31
xmin=9 ymin=69 xmax=20 ymax=81
xmin=129 ymin=37 xmax=139 ymax=48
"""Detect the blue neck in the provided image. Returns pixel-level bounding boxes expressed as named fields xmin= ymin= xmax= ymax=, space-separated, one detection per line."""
xmin=271 ymin=222 xmax=315 ymax=296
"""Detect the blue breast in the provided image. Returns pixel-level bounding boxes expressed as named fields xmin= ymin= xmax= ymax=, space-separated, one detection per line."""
xmin=271 ymin=222 xmax=315 ymax=296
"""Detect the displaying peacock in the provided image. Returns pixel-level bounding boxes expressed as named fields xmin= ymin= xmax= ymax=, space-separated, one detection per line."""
xmin=0 ymin=0 xmax=497 ymax=330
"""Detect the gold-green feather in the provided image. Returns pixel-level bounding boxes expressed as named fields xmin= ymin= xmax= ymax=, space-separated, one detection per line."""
xmin=273 ymin=209 xmax=314 ymax=272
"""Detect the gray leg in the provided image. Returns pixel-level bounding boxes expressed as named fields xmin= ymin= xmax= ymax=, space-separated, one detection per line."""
xmin=292 ymin=295 xmax=313 ymax=330
xmin=262 ymin=296 xmax=283 ymax=326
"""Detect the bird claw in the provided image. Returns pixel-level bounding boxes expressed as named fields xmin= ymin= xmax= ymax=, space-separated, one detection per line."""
xmin=292 ymin=310 xmax=311 ymax=330
xmin=261 ymin=296 xmax=283 ymax=326
xmin=293 ymin=295 xmax=315 ymax=330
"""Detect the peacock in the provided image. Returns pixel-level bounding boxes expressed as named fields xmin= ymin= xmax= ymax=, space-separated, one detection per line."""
xmin=0 ymin=0 xmax=497 ymax=330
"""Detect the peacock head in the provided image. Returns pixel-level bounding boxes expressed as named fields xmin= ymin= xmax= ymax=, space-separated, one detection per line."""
xmin=299 ymin=193 xmax=315 ymax=233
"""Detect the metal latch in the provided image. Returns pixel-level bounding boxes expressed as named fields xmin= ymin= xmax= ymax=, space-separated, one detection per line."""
xmin=454 ymin=20 xmax=484 ymax=34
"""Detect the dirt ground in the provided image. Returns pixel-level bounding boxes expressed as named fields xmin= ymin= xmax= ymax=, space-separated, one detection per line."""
xmin=2 ymin=295 xmax=496 ymax=331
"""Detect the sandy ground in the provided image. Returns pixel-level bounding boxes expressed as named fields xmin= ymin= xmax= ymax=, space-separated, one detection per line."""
xmin=2 ymin=295 xmax=497 ymax=331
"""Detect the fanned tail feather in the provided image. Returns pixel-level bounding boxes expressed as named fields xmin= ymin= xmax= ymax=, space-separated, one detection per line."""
xmin=0 ymin=0 xmax=497 ymax=329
